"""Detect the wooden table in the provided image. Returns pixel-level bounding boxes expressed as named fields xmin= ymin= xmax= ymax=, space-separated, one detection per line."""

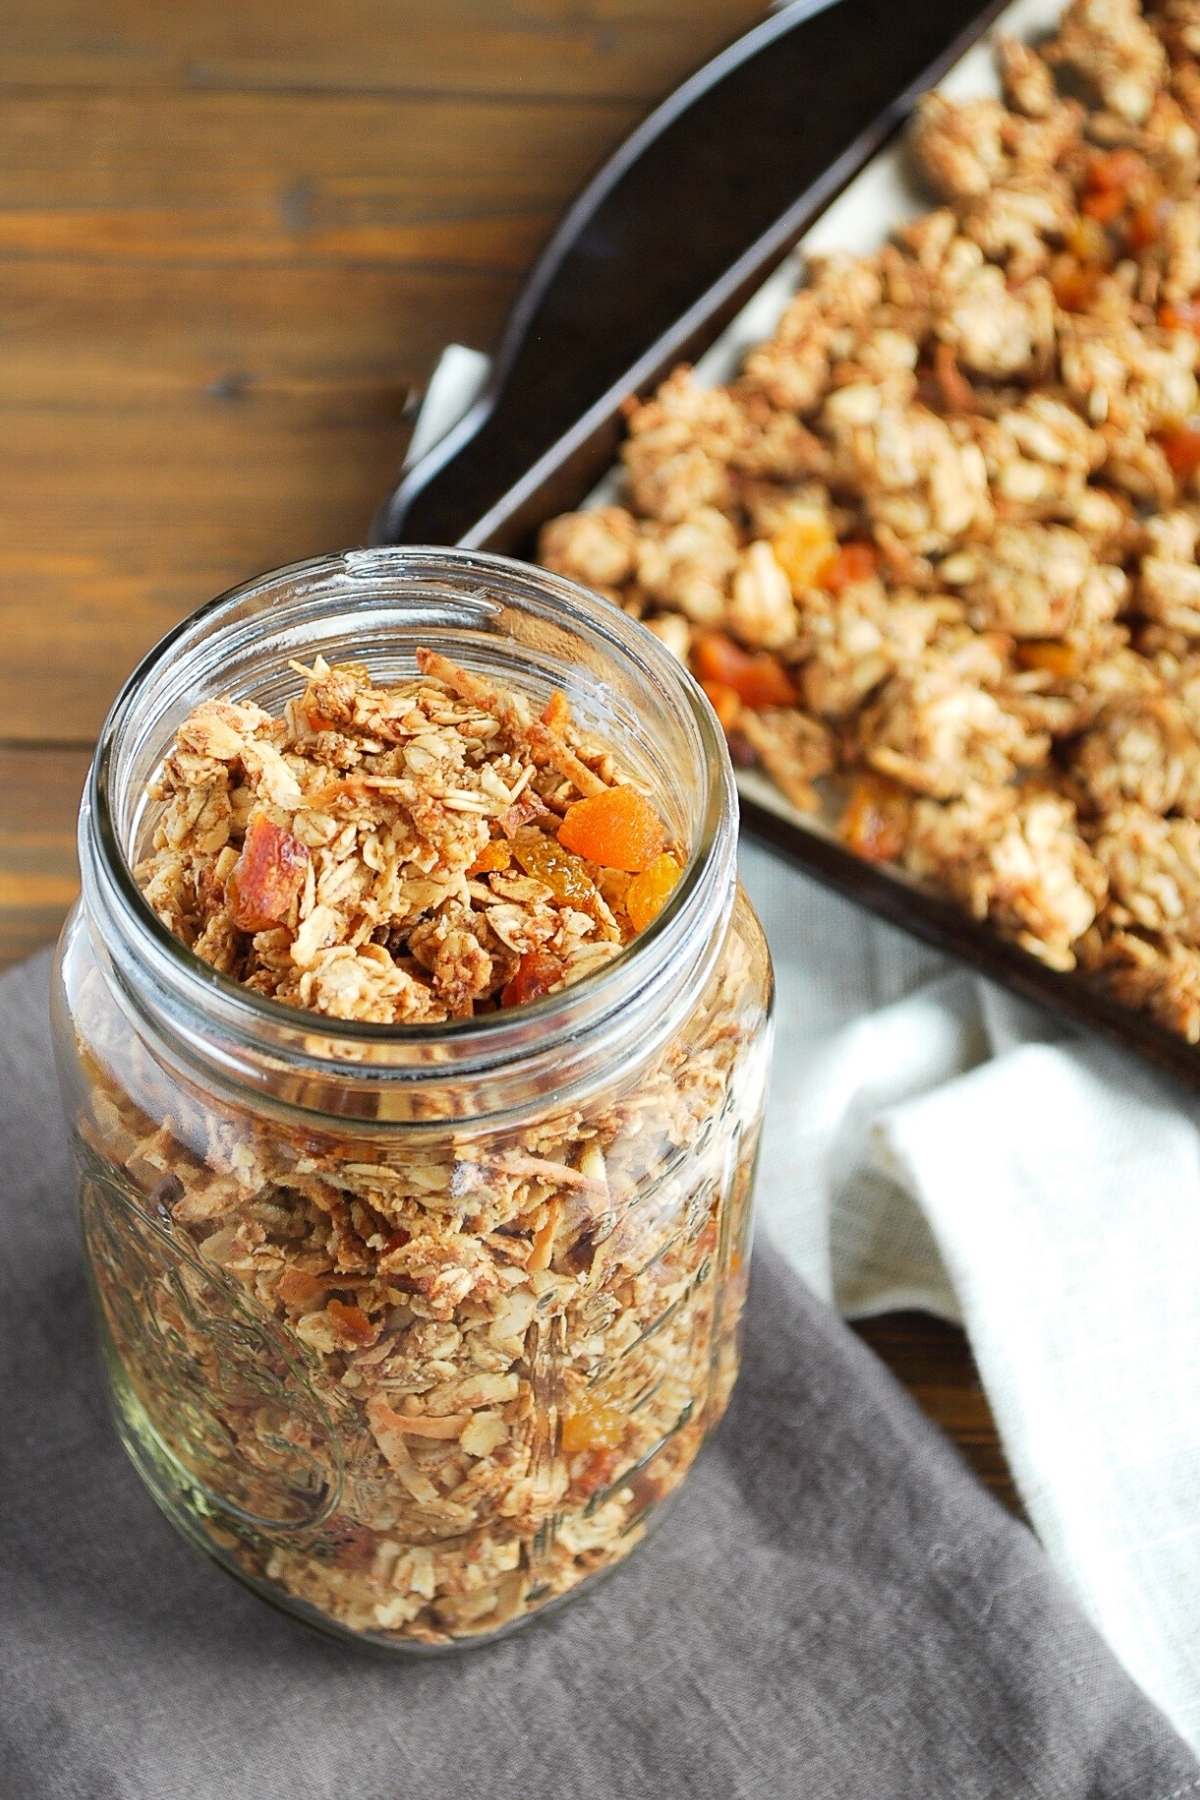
xmin=0 ymin=0 xmax=1016 ymax=1510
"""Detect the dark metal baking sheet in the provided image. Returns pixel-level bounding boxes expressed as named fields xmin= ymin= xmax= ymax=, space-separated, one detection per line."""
xmin=372 ymin=0 xmax=1200 ymax=1089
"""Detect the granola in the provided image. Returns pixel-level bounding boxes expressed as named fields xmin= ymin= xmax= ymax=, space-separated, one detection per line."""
xmin=71 ymin=653 xmax=768 ymax=1647
xmin=539 ymin=0 xmax=1200 ymax=1044
xmin=134 ymin=652 xmax=683 ymax=1022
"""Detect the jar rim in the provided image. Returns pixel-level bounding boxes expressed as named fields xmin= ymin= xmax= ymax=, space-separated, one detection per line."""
xmin=84 ymin=546 xmax=737 ymax=1081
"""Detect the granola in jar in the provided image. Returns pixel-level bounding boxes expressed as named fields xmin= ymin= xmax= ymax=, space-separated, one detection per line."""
xmin=54 ymin=550 xmax=771 ymax=1649
xmin=538 ymin=0 xmax=1200 ymax=1044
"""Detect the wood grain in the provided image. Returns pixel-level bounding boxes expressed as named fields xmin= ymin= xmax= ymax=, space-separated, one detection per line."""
xmin=1 ymin=260 xmax=519 ymax=740
xmin=0 ymin=748 xmax=91 ymax=963
xmin=0 ymin=90 xmax=642 ymax=270
xmin=3 ymin=1 xmax=766 ymax=101
xmin=0 ymin=0 xmax=1012 ymax=1510
xmin=853 ymin=1315 xmax=1019 ymax=1511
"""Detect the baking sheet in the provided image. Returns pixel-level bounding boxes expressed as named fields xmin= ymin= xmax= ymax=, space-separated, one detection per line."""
xmin=563 ymin=0 xmax=1200 ymax=1086
xmin=424 ymin=0 xmax=1200 ymax=1085
xmin=722 ymin=0 xmax=1070 ymax=835
xmin=587 ymin=0 xmax=1062 ymax=827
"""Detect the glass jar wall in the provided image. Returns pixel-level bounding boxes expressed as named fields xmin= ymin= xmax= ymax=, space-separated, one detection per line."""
xmin=52 ymin=549 xmax=773 ymax=1650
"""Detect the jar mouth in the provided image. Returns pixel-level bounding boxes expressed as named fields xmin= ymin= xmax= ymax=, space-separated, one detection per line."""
xmin=85 ymin=547 xmax=736 ymax=1077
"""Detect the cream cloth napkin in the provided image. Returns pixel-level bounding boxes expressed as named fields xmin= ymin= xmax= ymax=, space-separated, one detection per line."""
xmin=402 ymin=351 xmax=1200 ymax=1754
xmin=741 ymin=839 xmax=1200 ymax=1755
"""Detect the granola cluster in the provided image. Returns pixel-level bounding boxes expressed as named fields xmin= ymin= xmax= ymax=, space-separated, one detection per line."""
xmin=540 ymin=0 xmax=1200 ymax=1042
xmin=73 ymin=652 xmax=766 ymax=1647
xmin=135 ymin=650 xmax=685 ymax=1022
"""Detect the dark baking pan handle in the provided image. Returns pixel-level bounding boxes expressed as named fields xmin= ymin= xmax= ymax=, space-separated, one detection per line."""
xmin=372 ymin=0 xmax=1006 ymax=551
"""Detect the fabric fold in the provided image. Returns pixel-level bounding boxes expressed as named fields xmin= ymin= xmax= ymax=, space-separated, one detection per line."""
xmin=742 ymin=839 xmax=1200 ymax=1755
xmin=875 ymin=1038 xmax=1200 ymax=1752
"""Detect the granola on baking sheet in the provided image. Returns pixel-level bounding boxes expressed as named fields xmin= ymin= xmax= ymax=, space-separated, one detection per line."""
xmin=538 ymin=0 xmax=1200 ymax=1043
xmin=76 ymin=652 xmax=763 ymax=1645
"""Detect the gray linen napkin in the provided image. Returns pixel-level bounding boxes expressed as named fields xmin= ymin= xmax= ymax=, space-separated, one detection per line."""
xmin=3 ymin=949 xmax=1198 ymax=1800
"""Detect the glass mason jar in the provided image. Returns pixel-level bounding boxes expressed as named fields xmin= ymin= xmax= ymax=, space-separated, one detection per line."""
xmin=51 ymin=547 xmax=773 ymax=1651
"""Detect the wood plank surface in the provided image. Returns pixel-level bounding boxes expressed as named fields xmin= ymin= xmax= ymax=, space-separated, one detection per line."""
xmin=853 ymin=1314 xmax=1018 ymax=1511
xmin=0 ymin=0 xmax=1014 ymax=1514
xmin=3 ymin=258 xmax=519 ymax=739
xmin=0 ymin=748 xmax=92 ymax=963
xmin=0 ymin=90 xmax=642 ymax=268
xmin=3 ymin=1 xmax=766 ymax=100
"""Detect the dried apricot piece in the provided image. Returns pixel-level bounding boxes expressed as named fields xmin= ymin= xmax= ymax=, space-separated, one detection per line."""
xmin=500 ymin=948 xmax=564 ymax=1008
xmin=1086 ymin=147 xmax=1143 ymax=192
xmin=701 ymin=679 xmax=742 ymax=732
xmin=818 ymin=541 xmax=879 ymax=591
xmin=1017 ymin=640 xmax=1079 ymax=677
xmin=1159 ymin=299 xmax=1200 ymax=333
xmin=771 ymin=511 xmax=836 ymax=592
xmin=227 ymin=814 xmax=309 ymax=932
xmin=625 ymin=852 xmax=683 ymax=933
xmin=1159 ymin=424 xmax=1200 ymax=478
xmin=840 ymin=773 xmax=910 ymax=864
xmin=1050 ymin=255 xmax=1103 ymax=312
xmin=557 ymin=786 xmax=666 ymax=872
xmin=541 ymin=690 xmax=571 ymax=729
xmin=1082 ymin=185 xmax=1125 ymax=224
xmin=327 ymin=1299 xmax=375 ymax=1346
xmin=468 ymin=838 xmax=513 ymax=876
xmin=275 ymin=1268 xmax=328 ymax=1310
xmin=1128 ymin=199 xmax=1170 ymax=251
xmin=693 ymin=632 xmax=796 ymax=709
xmin=561 ymin=1395 xmax=626 ymax=1453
